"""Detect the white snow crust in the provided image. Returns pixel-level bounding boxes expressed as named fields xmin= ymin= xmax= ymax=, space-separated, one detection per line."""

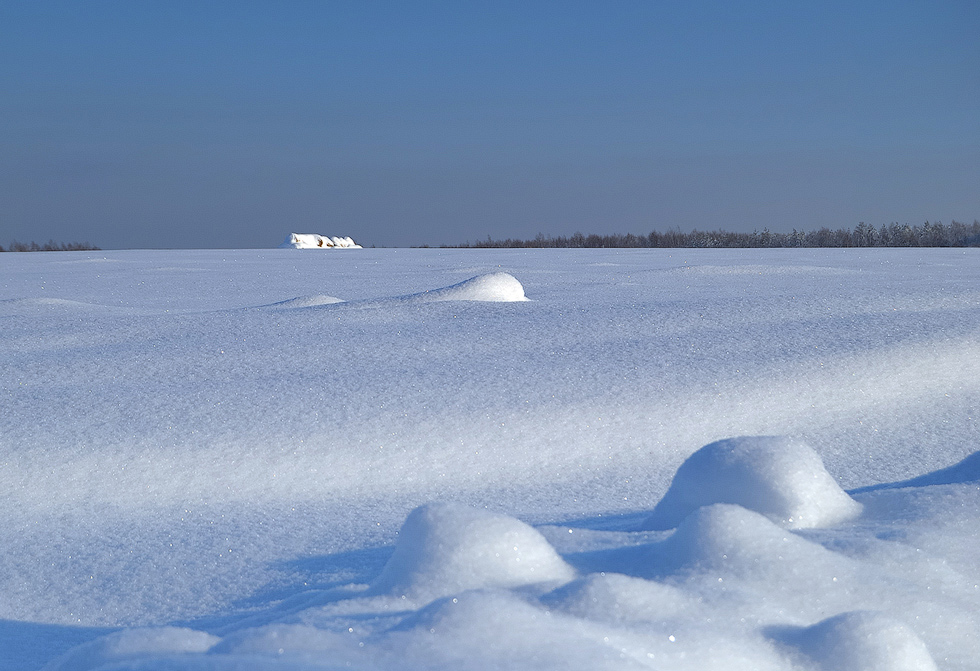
xmin=1 ymin=247 xmax=979 ymax=671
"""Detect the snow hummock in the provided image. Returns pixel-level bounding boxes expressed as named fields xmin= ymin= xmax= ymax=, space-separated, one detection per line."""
xmin=648 ymin=503 xmax=852 ymax=578
xmin=773 ymin=610 xmax=939 ymax=671
xmin=400 ymin=272 xmax=528 ymax=303
xmin=260 ymin=272 xmax=528 ymax=309
xmin=278 ymin=233 xmax=362 ymax=249
xmin=369 ymin=502 xmax=575 ymax=601
xmin=641 ymin=436 xmax=862 ymax=530
xmin=541 ymin=571 xmax=696 ymax=624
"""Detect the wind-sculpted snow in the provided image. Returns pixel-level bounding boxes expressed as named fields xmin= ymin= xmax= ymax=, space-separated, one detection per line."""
xmin=369 ymin=502 xmax=575 ymax=601
xmin=641 ymin=436 xmax=862 ymax=530
xmin=2 ymin=248 xmax=980 ymax=670
xmin=645 ymin=503 xmax=854 ymax=578
xmin=401 ymin=271 xmax=528 ymax=302
xmin=260 ymin=272 xmax=528 ymax=309
xmin=24 ymin=480 xmax=973 ymax=670
xmin=36 ymin=489 xmax=949 ymax=671
xmin=262 ymin=294 xmax=346 ymax=309
xmin=851 ymin=449 xmax=980 ymax=492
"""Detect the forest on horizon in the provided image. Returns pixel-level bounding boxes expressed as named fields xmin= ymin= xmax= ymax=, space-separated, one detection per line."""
xmin=448 ymin=220 xmax=980 ymax=249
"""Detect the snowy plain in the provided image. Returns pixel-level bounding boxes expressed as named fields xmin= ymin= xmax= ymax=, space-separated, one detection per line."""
xmin=1 ymin=247 xmax=978 ymax=670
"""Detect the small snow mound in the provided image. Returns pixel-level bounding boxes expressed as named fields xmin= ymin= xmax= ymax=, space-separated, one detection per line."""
xmin=369 ymin=502 xmax=575 ymax=601
xmin=43 ymin=626 xmax=219 ymax=671
xmin=794 ymin=611 xmax=938 ymax=671
xmin=542 ymin=572 xmax=693 ymax=622
xmin=413 ymin=272 xmax=528 ymax=302
xmin=651 ymin=503 xmax=846 ymax=577
xmin=279 ymin=233 xmax=362 ymax=249
xmin=641 ymin=436 xmax=861 ymax=530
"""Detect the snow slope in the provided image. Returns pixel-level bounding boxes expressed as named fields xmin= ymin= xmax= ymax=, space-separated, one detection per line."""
xmin=0 ymin=248 xmax=978 ymax=670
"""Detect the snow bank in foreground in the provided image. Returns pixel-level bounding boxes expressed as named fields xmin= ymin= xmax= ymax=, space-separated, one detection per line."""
xmin=370 ymin=502 xmax=575 ymax=601
xmin=37 ymin=456 xmax=960 ymax=670
xmin=278 ymin=233 xmax=362 ymax=249
xmin=641 ymin=436 xmax=862 ymax=530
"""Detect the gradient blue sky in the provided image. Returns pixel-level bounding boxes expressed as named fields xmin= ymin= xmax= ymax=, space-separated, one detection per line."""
xmin=2 ymin=1 xmax=977 ymax=248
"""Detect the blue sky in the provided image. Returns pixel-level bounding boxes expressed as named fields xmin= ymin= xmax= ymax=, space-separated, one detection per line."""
xmin=1 ymin=1 xmax=977 ymax=248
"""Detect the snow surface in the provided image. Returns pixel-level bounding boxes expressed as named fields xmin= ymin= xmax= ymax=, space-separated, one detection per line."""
xmin=1 ymin=248 xmax=979 ymax=670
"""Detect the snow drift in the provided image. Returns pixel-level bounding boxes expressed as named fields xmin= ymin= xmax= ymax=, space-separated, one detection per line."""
xmin=261 ymin=271 xmax=529 ymax=309
xmin=397 ymin=272 xmax=529 ymax=303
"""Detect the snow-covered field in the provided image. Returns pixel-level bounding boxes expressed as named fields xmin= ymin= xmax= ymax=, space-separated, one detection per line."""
xmin=1 ymin=248 xmax=978 ymax=670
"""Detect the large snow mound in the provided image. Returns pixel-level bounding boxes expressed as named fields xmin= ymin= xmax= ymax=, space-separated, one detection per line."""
xmin=278 ymin=233 xmax=362 ymax=249
xmin=775 ymin=610 xmax=938 ymax=671
xmin=642 ymin=436 xmax=862 ymax=530
xmin=369 ymin=502 xmax=575 ymax=601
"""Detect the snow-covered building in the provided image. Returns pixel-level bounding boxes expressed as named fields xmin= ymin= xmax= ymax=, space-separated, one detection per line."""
xmin=279 ymin=233 xmax=362 ymax=249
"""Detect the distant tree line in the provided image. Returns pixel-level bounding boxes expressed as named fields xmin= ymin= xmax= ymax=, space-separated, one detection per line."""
xmin=1 ymin=240 xmax=101 ymax=252
xmin=449 ymin=220 xmax=980 ymax=249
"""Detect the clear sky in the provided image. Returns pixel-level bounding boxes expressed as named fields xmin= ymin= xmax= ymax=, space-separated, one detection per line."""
xmin=1 ymin=1 xmax=977 ymax=249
